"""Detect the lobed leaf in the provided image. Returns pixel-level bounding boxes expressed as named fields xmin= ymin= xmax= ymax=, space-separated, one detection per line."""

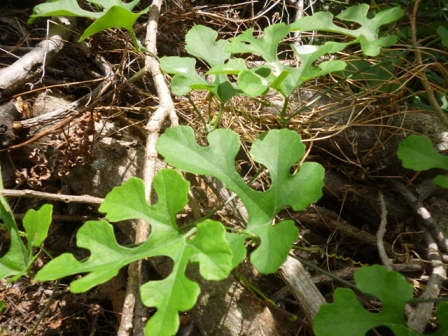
xmin=314 ymin=265 xmax=448 ymax=336
xmin=35 ymin=169 xmax=233 ymax=336
xmin=185 ymin=25 xmax=230 ymax=67
xmin=313 ymin=265 xmax=412 ymax=335
xmin=157 ymin=126 xmax=325 ymax=273
xmin=28 ymin=0 xmax=101 ymax=22
xmin=80 ymin=5 xmax=148 ymax=47
xmin=225 ymin=24 xmax=290 ymax=63
xmin=161 ymin=26 xmax=242 ymax=103
xmin=290 ymin=4 xmax=404 ymax=56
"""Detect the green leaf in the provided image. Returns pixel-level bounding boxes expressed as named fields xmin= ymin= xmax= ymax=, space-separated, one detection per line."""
xmin=225 ymin=232 xmax=248 ymax=269
xmin=397 ymin=135 xmax=448 ymax=171
xmin=160 ymin=56 xmax=211 ymax=96
xmin=28 ymin=0 xmax=101 ymax=22
xmin=141 ymin=252 xmax=199 ymax=336
xmin=238 ymin=69 xmax=270 ymax=97
xmin=189 ymin=220 xmax=234 ymax=280
xmin=290 ymin=4 xmax=404 ymax=56
xmin=359 ymin=34 xmax=399 ymax=56
xmin=28 ymin=0 xmax=148 ymax=50
xmin=225 ymin=23 xmax=290 ymax=63
xmin=207 ymin=58 xmax=248 ymax=75
xmin=157 ymin=126 xmax=325 ymax=273
xmin=35 ymin=169 xmax=233 ymax=336
xmin=433 ymin=302 xmax=448 ymax=336
xmin=313 ymin=265 xmax=419 ymax=336
xmin=142 ymin=219 xmax=232 ymax=335
xmin=183 ymin=25 xmax=242 ymax=103
xmin=433 ymin=175 xmax=448 ymax=188
xmin=0 ymin=300 xmax=4 ymax=314
xmin=22 ymin=204 xmax=52 ymax=251
xmin=0 ymin=176 xmax=28 ymax=280
xmin=160 ymin=28 xmax=242 ymax=104
xmin=185 ymin=25 xmax=230 ymax=67
xmin=80 ymin=5 xmax=148 ymax=47
xmin=437 ymin=26 xmax=448 ymax=48
xmin=212 ymin=76 xmax=242 ymax=104
xmin=290 ymin=11 xmax=354 ymax=37
xmin=287 ymin=42 xmax=347 ymax=93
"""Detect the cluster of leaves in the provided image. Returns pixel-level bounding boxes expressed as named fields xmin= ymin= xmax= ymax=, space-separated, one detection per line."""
xmin=160 ymin=4 xmax=404 ymax=127
xmin=0 ymin=184 xmax=52 ymax=281
xmin=1 ymin=128 xmax=324 ymax=335
xmin=3 ymin=1 xmax=446 ymax=335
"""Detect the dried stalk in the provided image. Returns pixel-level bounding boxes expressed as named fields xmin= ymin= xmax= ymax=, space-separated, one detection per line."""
xmin=0 ymin=17 xmax=74 ymax=99
xmin=117 ymin=0 xmax=178 ymax=335
xmin=408 ymin=229 xmax=447 ymax=332
xmin=377 ymin=191 xmax=392 ymax=271
xmin=1 ymin=189 xmax=103 ymax=205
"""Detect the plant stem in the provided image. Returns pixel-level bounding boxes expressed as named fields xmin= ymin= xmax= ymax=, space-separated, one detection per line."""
xmin=280 ymin=95 xmax=289 ymax=128
xmin=26 ymin=279 xmax=61 ymax=336
xmin=212 ymin=103 xmax=225 ymax=130
xmin=188 ymin=95 xmax=209 ymax=132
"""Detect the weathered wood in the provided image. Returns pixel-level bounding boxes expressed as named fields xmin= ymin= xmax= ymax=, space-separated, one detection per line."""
xmin=0 ymin=17 xmax=74 ymax=99
xmin=279 ymin=256 xmax=326 ymax=321
xmin=0 ymin=101 xmax=21 ymax=148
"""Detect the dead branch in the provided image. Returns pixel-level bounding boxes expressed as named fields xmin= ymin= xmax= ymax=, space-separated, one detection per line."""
xmin=278 ymin=255 xmax=326 ymax=321
xmin=117 ymin=0 xmax=179 ymax=334
xmin=1 ymin=188 xmax=103 ymax=204
xmin=0 ymin=17 xmax=75 ymax=99
xmin=377 ymin=191 xmax=392 ymax=270
xmin=389 ymin=179 xmax=448 ymax=253
xmin=408 ymin=228 xmax=447 ymax=332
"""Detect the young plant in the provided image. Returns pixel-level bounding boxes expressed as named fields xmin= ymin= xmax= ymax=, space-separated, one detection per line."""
xmin=160 ymin=4 xmax=404 ymax=127
xmin=0 ymin=173 xmax=52 ymax=281
xmin=12 ymin=3 xmax=416 ymax=335
xmin=31 ymin=127 xmax=324 ymax=335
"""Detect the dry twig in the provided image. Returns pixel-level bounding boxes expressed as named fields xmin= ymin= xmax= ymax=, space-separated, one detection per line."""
xmin=1 ymin=188 xmax=103 ymax=205
xmin=408 ymin=229 xmax=447 ymax=332
xmin=389 ymin=179 xmax=448 ymax=253
xmin=0 ymin=17 xmax=74 ymax=99
xmin=117 ymin=0 xmax=179 ymax=334
xmin=377 ymin=190 xmax=392 ymax=271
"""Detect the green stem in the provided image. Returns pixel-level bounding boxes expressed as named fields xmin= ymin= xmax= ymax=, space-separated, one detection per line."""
xmin=187 ymin=95 xmax=210 ymax=132
xmin=235 ymin=269 xmax=278 ymax=307
xmin=290 ymin=253 xmax=359 ymax=292
xmin=26 ymin=279 xmax=61 ymax=336
xmin=182 ymin=194 xmax=238 ymax=231
xmin=280 ymin=95 xmax=289 ymax=128
xmin=212 ymin=103 xmax=225 ymax=131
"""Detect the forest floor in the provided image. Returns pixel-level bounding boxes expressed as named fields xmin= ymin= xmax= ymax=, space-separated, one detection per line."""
xmin=1 ymin=1 xmax=448 ymax=335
